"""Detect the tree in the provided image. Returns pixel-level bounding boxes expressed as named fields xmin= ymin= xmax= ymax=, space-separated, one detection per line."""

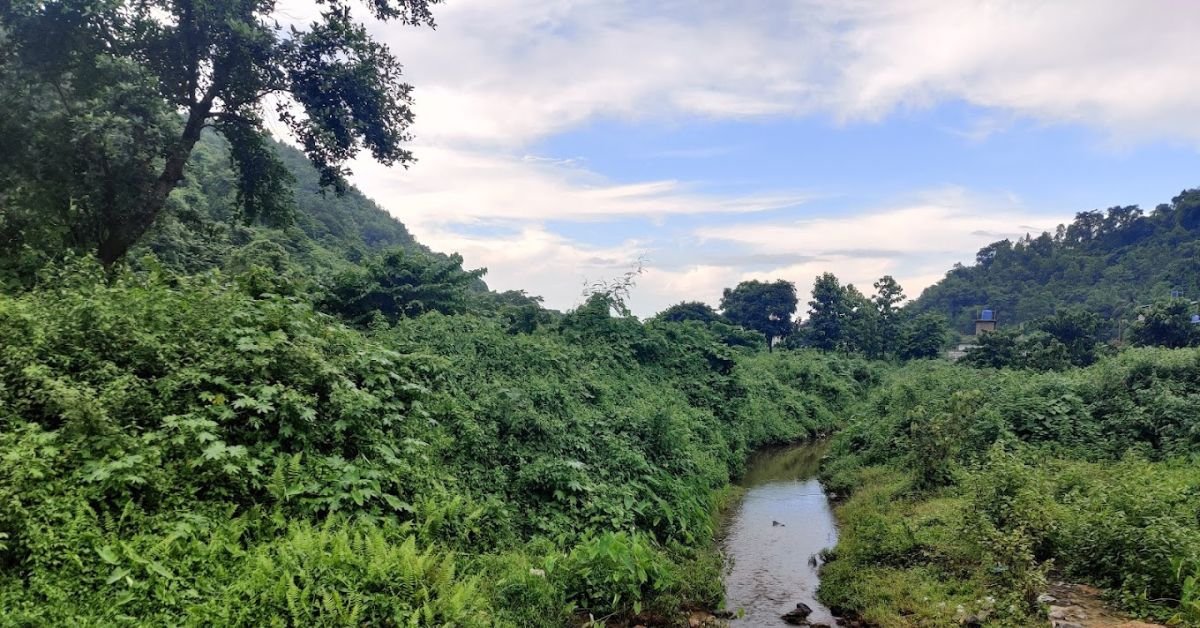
xmin=0 ymin=0 xmax=440 ymax=266
xmin=1036 ymin=307 xmax=1101 ymax=366
xmin=873 ymin=275 xmax=905 ymax=357
xmin=719 ymin=280 xmax=797 ymax=351
xmin=805 ymin=273 xmax=851 ymax=351
xmin=898 ymin=313 xmax=949 ymax=360
xmin=842 ymin=283 xmax=882 ymax=357
xmin=321 ymin=249 xmax=485 ymax=326
xmin=961 ymin=328 xmax=1021 ymax=368
xmin=1130 ymin=299 xmax=1198 ymax=349
xmin=655 ymin=301 xmax=725 ymax=324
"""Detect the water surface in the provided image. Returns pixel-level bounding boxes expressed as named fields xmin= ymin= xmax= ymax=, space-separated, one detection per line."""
xmin=723 ymin=441 xmax=839 ymax=625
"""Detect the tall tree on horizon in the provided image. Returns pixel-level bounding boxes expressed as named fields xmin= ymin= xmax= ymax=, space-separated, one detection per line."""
xmin=719 ymin=279 xmax=797 ymax=351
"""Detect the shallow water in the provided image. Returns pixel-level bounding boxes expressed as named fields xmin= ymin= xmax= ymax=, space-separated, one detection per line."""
xmin=723 ymin=441 xmax=839 ymax=626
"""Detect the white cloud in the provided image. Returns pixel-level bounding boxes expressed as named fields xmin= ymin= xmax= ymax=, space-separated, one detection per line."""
xmin=348 ymin=145 xmax=811 ymax=231
xmin=289 ymin=0 xmax=1198 ymax=315
xmin=368 ymin=0 xmax=1200 ymax=148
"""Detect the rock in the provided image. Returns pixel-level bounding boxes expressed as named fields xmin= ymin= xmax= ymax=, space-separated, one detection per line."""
xmin=528 ymin=568 xmax=545 ymax=577
xmin=1037 ymin=594 xmax=1058 ymax=605
xmin=1048 ymin=607 xmax=1069 ymax=621
xmin=962 ymin=614 xmax=983 ymax=627
xmin=1053 ymin=622 xmax=1084 ymax=628
xmin=781 ymin=602 xmax=813 ymax=625
xmin=773 ymin=520 xmax=786 ymax=527
xmin=712 ymin=610 xmax=735 ymax=620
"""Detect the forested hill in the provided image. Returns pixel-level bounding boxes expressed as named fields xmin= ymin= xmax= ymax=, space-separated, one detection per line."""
xmin=137 ymin=132 xmax=429 ymax=276
xmin=910 ymin=187 xmax=1200 ymax=335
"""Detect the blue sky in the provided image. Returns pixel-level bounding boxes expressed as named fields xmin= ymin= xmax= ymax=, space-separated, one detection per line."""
xmin=332 ymin=0 xmax=1200 ymax=316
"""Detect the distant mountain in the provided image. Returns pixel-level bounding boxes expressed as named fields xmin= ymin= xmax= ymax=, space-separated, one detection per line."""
xmin=139 ymin=132 xmax=429 ymax=276
xmin=909 ymin=188 xmax=1200 ymax=336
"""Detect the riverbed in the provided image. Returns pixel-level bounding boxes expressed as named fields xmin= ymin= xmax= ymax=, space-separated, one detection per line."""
xmin=722 ymin=440 xmax=839 ymax=625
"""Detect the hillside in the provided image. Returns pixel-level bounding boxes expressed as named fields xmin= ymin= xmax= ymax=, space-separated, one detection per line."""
xmin=138 ymin=132 xmax=429 ymax=277
xmin=910 ymin=188 xmax=1200 ymax=336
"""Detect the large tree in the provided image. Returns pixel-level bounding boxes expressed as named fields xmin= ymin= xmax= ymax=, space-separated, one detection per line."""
xmin=1130 ymin=299 xmax=1198 ymax=349
xmin=655 ymin=301 xmax=726 ymax=325
xmin=804 ymin=273 xmax=852 ymax=351
xmin=719 ymin=279 xmax=797 ymax=351
xmin=0 ymin=0 xmax=439 ymax=266
xmin=873 ymin=275 xmax=905 ymax=357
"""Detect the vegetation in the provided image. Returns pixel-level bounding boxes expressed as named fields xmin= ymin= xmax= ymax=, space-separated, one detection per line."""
xmin=818 ymin=351 xmax=1200 ymax=625
xmin=719 ymin=279 xmax=797 ymax=351
xmin=5 ymin=2 xmax=1200 ymax=625
xmin=912 ymin=189 xmax=1200 ymax=335
xmin=1 ymin=0 xmax=438 ymax=266
xmin=0 ymin=256 xmax=874 ymax=624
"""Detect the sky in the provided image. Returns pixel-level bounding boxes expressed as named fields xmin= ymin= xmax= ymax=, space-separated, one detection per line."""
xmin=303 ymin=0 xmax=1200 ymax=317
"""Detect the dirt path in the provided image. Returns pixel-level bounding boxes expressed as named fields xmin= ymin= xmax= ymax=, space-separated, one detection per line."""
xmin=1045 ymin=583 xmax=1164 ymax=628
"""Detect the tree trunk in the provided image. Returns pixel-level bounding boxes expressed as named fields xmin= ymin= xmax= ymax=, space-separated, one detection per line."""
xmin=96 ymin=96 xmax=214 ymax=266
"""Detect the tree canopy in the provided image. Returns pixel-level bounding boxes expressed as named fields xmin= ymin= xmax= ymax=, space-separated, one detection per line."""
xmin=0 ymin=0 xmax=440 ymax=265
xmin=910 ymin=189 xmax=1200 ymax=336
xmin=719 ymin=280 xmax=797 ymax=350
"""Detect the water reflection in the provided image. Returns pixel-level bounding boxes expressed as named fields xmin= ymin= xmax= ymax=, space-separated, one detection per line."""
xmin=723 ymin=441 xmax=839 ymax=626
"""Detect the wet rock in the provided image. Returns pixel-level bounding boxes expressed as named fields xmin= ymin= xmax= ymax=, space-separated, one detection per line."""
xmin=712 ymin=610 xmax=735 ymax=620
xmin=781 ymin=602 xmax=813 ymax=625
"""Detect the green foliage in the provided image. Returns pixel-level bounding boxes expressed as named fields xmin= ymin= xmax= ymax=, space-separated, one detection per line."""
xmin=720 ymin=279 xmax=798 ymax=350
xmin=0 ymin=0 xmax=440 ymax=265
xmin=563 ymin=532 xmax=676 ymax=618
xmin=0 ymin=259 xmax=867 ymax=623
xmin=912 ymin=189 xmax=1200 ymax=336
xmin=321 ymin=248 xmax=486 ymax=325
xmin=655 ymin=301 xmax=726 ymax=324
xmin=821 ymin=350 xmax=1200 ymax=624
xmin=203 ymin=520 xmax=489 ymax=627
xmin=898 ymin=312 xmax=949 ymax=360
xmin=1173 ymin=559 xmax=1200 ymax=625
xmin=794 ymin=272 xmax=939 ymax=361
xmin=961 ymin=308 xmax=1105 ymax=371
xmin=1131 ymin=299 xmax=1200 ymax=349
xmin=962 ymin=446 xmax=1055 ymax=611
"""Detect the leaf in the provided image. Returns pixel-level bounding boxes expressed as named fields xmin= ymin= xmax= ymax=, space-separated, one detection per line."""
xmin=383 ymin=494 xmax=414 ymax=513
xmin=97 ymin=546 xmax=121 ymax=565
xmin=105 ymin=567 xmax=131 ymax=585
xmin=146 ymin=561 xmax=173 ymax=580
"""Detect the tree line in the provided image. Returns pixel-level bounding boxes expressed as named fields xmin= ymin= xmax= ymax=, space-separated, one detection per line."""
xmin=655 ymin=274 xmax=950 ymax=361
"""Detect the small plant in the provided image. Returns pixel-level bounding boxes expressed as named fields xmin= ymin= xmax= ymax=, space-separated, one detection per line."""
xmin=1170 ymin=558 xmax=1200 ymax=626
xmin=563 ymin=532 xmax=676 ymax=618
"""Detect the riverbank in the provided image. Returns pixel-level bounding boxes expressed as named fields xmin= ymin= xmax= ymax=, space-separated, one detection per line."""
xmin=814 ymin=356 xmax=1200 ymax=627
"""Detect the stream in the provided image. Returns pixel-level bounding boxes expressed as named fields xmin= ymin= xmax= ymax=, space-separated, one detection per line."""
xmin=722 ymin=440 xmax=839 ymax=626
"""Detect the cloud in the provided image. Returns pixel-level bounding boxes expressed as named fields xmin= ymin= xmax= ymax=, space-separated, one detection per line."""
xmin=362 ymin=0 xmax=1200 ymax=148
xmin=682 ymin=188 xmax=1065 ymax=315
xmin=348 ymin=145 xmax=812 ymax=229
xmin=285 ymin=0 xmax=1195 ymax=316
xmin=824 ymin=1 xmax=1200 ymax=144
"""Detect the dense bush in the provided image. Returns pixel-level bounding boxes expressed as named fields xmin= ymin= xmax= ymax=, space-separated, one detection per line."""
xmin=820 ymin=350 xmax=1200 ymax=624
xmin=0 ymin=259 xmax=868 ymax=624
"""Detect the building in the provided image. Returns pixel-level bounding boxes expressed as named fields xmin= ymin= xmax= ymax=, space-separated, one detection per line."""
xmin=974 ymin=309 xmax=997 ymax=335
